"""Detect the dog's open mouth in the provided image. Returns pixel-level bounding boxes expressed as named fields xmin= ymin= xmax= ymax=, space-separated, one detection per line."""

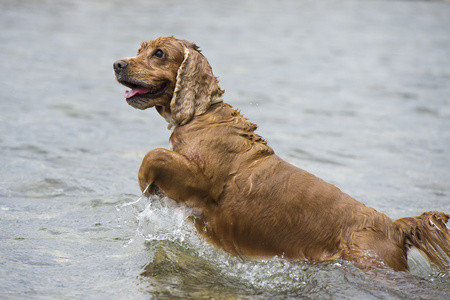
xmin=121 ymin=81 xmax=169 ymax=99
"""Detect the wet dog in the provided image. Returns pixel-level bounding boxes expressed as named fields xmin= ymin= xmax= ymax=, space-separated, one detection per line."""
xmin=114 ymin=36 xmax=450 ymax=273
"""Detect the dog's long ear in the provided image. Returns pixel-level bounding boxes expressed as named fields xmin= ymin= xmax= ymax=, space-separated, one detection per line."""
xmin=170 ymin=43 xmax=224 ymax=126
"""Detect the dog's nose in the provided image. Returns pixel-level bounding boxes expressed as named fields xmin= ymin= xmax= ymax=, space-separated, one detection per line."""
xmin=113 ymin=60 xmax=128 ymax=72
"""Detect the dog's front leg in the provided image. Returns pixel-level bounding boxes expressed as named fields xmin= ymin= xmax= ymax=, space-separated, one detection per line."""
xmin=138 ymin=148 xmax=214 ymax=206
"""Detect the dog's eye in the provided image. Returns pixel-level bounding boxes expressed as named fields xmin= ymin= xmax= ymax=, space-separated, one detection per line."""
xmin=154 ymin=49 xmax=164 ymax=58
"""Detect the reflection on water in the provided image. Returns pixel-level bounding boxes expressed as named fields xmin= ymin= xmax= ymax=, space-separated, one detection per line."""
xmin=1 ymin=0 xmax=450 ymax=298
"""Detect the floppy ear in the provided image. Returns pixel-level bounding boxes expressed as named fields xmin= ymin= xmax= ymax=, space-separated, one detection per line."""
xmin=170 ymin=44 xmax=223 ymax=126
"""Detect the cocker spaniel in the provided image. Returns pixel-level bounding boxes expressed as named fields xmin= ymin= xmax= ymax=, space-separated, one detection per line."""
xmin=114 ymin=36 xmax=450 ymax=273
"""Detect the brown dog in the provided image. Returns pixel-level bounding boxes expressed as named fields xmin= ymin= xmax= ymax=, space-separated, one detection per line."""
xmin=114 ymin=36 xmax=450 ymax=273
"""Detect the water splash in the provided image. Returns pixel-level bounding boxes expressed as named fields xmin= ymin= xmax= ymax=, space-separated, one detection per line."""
xmin=116 ymin=184 xmax=151 ymax=212
xmin=116 ymin=185 xmax=199 ymax=249
xmin=118 ymin=189 xmax=450 ymax=298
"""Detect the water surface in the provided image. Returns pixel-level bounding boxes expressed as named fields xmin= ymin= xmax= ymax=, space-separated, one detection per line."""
xmin=1 ymin=0 xmax=450 ymax=299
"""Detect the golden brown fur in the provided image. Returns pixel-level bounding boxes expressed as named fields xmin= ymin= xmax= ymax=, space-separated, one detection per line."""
xmin=114 ymin=36 xmax=450 ymax=274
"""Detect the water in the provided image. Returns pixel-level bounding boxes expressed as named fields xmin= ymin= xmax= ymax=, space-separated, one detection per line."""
xmin=1 ymin=0 xmax=450 ymax=298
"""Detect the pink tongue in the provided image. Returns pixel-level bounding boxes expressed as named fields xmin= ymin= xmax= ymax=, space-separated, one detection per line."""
xmin=125 ymin=86 xmax=151 ymax=99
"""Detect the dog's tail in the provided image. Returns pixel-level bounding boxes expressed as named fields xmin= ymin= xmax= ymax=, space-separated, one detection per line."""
xmin=394 ymin=211 xmax=450 ymax=275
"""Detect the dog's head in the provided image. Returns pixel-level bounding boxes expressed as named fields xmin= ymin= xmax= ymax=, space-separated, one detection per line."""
xmin=114 ymin=36 xmax=223 ymax=127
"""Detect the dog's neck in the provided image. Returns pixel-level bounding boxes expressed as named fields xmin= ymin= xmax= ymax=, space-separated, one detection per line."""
xmin=161 ymin=94 xmax=224 ymax=130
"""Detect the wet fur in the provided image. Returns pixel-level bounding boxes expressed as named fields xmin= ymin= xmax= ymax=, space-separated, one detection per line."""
xmin=114 ymin=36 xmax=450 ymax=274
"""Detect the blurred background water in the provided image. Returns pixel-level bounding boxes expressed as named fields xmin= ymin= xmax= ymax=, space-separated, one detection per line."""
xmin=1 ymin=0 xmax=450 ymax=299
